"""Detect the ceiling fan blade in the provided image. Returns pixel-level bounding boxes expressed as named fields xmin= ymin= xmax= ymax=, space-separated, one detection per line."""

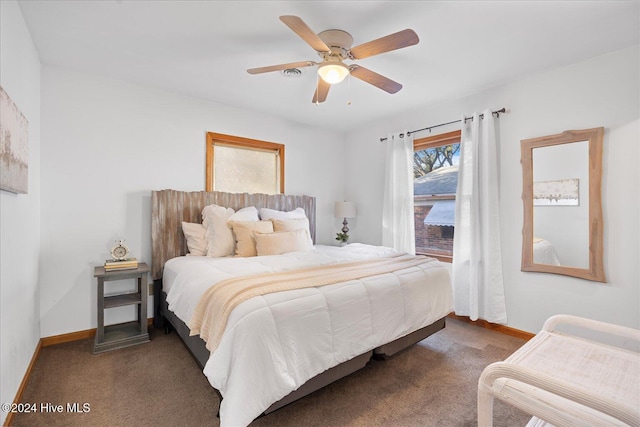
xmin=349 ymin=29 xmax=419 ymax=60
xmin=247 ymin=61 xmax=316 ymax=74
xmin=312 ymin=79 xmax=331 ymax=104
xmin=349 ymin=65 xmax=402 ymax=94
xmin=280 ymin=15 xmax=331 ymax=53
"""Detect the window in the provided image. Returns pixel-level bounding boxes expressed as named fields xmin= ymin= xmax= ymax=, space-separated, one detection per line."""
xmin=206 ymin=132 xmax=284 ymax=194
xmin=413 ymin=130 xmax=461 ymax=262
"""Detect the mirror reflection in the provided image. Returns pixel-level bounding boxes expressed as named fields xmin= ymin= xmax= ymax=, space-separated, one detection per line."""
xmin=521 ymin=127 xmax=605 ymax=283
xmin=532 ymin=141 xmax=589 ymax=268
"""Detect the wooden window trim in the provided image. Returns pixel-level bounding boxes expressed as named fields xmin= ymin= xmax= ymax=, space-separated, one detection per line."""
xmin=417 ymin=252 xmax=453 ymax=263
xmin=413 ymin=130 xmax=461 ymax=151
xmin=206 ymin=132 xmax=285 ymax=193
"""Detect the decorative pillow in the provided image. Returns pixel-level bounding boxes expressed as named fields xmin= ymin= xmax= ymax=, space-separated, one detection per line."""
xmin=181 ymin=222 xmax=207 ymax=256
xmin=271 ymin=218 xmax=313 ymax=246
xmin=229 ymin=206 xmax=260 ymax=222
xmin=271 ymin=217 xmax=310 ymax=232
xmin=229 ymin=220 xmax=274 ymax=257
xmin=255 ymin=229 xmax=313 ymax=256
xmin=202 ymin=204 xmax=235 ymax=257
xmin=259 ymin=207 xmax=306 ymax=221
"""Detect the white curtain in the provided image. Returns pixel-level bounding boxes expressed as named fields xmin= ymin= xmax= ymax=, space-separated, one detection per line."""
xmin=452 ymin=110 xmax=507 ymax=323
xmin=382 ymin=131 xmax=415 ymax=255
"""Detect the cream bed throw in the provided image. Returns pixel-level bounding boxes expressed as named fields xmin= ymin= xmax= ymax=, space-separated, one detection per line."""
xmin=189 ymin=252 xmax=432 ymax=352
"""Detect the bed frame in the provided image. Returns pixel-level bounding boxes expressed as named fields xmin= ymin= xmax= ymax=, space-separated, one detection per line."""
xmin=151 ymin=189 xmax=446 ymax=415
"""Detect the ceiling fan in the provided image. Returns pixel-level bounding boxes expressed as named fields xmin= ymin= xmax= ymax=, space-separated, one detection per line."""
xmin=247 ymin=16 xmax=419 ymax=103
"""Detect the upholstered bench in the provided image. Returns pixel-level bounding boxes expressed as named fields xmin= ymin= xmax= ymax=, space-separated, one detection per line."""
xmin=478 ymin=314 xmax=640 ymax=426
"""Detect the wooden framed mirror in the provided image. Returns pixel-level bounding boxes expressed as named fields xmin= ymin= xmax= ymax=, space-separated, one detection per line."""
xmin=521 ymin=127 xmax=606 ymax=282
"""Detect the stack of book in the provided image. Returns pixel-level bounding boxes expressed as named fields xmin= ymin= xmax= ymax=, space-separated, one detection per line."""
xmin=104 ymin=258 xmax=139 ymax=271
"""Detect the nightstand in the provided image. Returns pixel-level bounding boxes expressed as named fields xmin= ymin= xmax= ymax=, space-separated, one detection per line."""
xmin=93 ymin=263 xmax=150 ymax=354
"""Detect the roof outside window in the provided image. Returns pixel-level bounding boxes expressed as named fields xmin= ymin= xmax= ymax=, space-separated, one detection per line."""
xmin=424 ymin=200 xmax=456 ymax=226
xmin=414 ymin=165 xmax=458 ymax=196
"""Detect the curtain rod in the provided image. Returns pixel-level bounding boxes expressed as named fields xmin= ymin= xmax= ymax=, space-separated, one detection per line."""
xmin=379 ymin=107 xmax=507 ymax=142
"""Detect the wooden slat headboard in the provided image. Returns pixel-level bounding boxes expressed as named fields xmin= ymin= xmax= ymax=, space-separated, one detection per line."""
xmin=151 ymin=189 xmax=316 ymax=280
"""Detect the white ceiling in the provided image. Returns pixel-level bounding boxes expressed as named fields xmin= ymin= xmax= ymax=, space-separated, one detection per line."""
xmin=18 ymin=1 xmax=639 ymax=132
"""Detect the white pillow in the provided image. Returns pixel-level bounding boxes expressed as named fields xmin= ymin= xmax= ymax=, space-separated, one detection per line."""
xmin=181 ymin=222 xmax=207 ymax=256
xmin=202 ymin=204 xmax=235 ymax=257
xmin=255 ymin=229 xmax=313 ymax=256
xmin=228 ymin=220 xmax=274 ymax=257
xmin=229 ymin=206 xmax=259 ymax=222
xmin=259 ymin=207 xmax=306 ymax=221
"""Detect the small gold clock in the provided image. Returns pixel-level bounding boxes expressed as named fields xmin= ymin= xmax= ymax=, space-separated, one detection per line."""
xmin=110 ymin=239 xmax=130 ymax=261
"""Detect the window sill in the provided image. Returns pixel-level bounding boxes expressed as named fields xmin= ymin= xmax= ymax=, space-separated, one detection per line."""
xmin=417 ymin=251 xmax=452 ymax=263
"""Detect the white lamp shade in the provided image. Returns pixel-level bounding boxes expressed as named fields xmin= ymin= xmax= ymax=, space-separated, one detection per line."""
xmin=318 ymin=63 xmax=349 ymax=84
xmin=334 ymin=201 xmax=356 ymax=218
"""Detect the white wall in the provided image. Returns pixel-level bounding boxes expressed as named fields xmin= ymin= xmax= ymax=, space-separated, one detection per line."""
xmin=0 ymin=1 xmax=41 ymax=423
xmin=39 ymin=66 xmax=345 ymax=337
xmin=345 ymin=46 xmax=639 ymax=333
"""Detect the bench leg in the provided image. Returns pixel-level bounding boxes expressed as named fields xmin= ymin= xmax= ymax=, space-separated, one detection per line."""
xmin=478 ymin=388 xmax=495 ymax=427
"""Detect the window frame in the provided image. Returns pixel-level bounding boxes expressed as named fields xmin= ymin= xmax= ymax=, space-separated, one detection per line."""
xmin=205 ymin=132 xmax=285 ymax=193
xmin=413 ymin=130 xmax=461 ymax=263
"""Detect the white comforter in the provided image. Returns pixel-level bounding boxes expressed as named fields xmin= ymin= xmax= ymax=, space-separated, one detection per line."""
xmin=164 ymin=244 xmax=453 ymax=427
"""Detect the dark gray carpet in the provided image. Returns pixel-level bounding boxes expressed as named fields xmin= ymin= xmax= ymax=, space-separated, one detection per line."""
xmin=13 ymin=318 xmax=532 ymax=426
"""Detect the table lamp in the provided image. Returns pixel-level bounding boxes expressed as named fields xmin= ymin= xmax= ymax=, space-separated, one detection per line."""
xmin=334 ymin=201 xmax=356 ymax=234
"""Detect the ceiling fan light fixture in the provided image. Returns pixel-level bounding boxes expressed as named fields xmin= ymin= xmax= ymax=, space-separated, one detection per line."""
xmin=317 ymin=62 xmax=349 ymax=84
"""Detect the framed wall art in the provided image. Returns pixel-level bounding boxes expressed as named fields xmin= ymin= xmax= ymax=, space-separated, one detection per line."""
xmin=0 ymin=85 xmax=29 ymax=194
xmin=533 ymin=178 xmax=580 ymax=206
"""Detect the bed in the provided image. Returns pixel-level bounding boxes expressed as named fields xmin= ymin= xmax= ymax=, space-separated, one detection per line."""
xmin=532 ymin=237 xmax=561 ymax=266
xmin=151 ymin=189 xmax=454 ymax=426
